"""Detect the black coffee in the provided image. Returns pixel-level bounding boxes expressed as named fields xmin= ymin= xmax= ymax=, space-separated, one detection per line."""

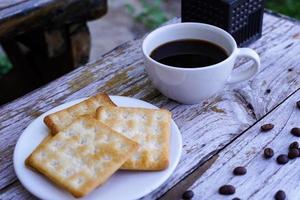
xmin=150 ymin=39 xmax=228 ymax=68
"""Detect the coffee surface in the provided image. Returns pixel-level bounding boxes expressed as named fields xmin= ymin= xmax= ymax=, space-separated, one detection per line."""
xmin=150 ymin=39 xmax=228 ymax=68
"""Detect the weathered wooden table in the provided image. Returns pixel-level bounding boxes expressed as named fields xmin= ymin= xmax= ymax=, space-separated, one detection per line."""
xmin=1 ymin=12 xmax=300 ymax=200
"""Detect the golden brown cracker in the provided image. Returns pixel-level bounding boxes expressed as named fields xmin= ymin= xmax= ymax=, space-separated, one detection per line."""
xmin=26 ymin=116 xmax=138 ymax=198
xmin=44 ymin=93 xmax=116 ymax=135
xmin=96 ymin=107 xmax=171 ymax=170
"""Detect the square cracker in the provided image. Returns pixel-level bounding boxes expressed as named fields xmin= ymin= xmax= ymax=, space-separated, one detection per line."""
xmin=26 ymin=116 xmax=139 ymax=198
xmin=44 ymin=93 xmax=116 ymax=135
xmin=96 ymin=107 xmax=171 ymax=170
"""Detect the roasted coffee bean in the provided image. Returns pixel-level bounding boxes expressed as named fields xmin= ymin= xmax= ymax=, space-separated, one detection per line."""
xmin=276 ymin=155 xmax=289 ymax=165
xmin=291 ymin=127 xmax=300 ymax=137
xmin=297 ymin=101 xmax=300 ymax=109
xmin=274 ymin=190 xmax=286 ymax=200
xmin=233 ymin=166 xmax=247 ymax=176
xmin=289 ymin=141 xmax=299 ymax=149
xmin=232 ymin=198 xmax=241 ymax=200
xmin=288 ymin=148 xmax=299 ymax=159
xmin=261 ymin=124 xmax=274 ymax=132
xmin=182 ymin=190 xmax=194 ymax=199
xmin=219 ymin=185 xmax=235 ymax=195
xmin=247 ymin=103 xmax=254 ymax=110
xmin=264 ymin=148 xmax=274 ymax=159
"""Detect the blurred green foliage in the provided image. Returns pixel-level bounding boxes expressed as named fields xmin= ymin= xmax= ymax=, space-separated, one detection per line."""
xmin=125 ymin=0 xmax=168 ymax=29
xmin=266 ymin=0 xmax=300 ymax=19
xmin=0 ymin=54 xmax=12 ymax=78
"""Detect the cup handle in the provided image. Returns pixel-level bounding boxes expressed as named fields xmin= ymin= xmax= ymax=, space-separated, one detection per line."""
xmin=227 ymin=48 xmax=260 ymax=84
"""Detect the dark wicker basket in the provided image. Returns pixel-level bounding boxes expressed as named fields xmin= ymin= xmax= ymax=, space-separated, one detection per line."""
xmin=182 ymin=0 xmax=265 ymax=46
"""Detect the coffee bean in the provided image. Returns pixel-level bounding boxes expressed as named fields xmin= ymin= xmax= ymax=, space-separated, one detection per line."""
xmin=232 ymin=198 xmax=241 ymax=200
xmin=274 ymin=190 xmax=286 ymax=200
xmin=291 ymin=127 xmax=300 ymax=137
xmin=265 ymin=89 xmax=271 ymax=94
xmin=276 ymin=155 xmax=289 ymax=165
xmin=289 ymin=141 xmax=299 ymax=149
xmin=247 ymin=103 xmax=254 ymax=110
xmin=264 ymin=148 xmax=274 ymax=159
xmin=182 ymin=190 xmax=194 ymax=199
xmin=261 ymin=124 xmax=274 ymax=132
xmin=288 ymin=148 xmax=299 ymax=159
xmin=233 ymin=166 xmax=247 ymax=176
xmin=296 ymin=100 xmax=300 ymax=109
xmin=219 ymin=185 xmax=235 ymax=195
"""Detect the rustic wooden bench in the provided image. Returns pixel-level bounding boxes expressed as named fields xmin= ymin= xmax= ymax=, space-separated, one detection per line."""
xmin=1 ymin=11 xmax=300 ymax=200
xmin=0 ymin=0 xmax=107 ymax=105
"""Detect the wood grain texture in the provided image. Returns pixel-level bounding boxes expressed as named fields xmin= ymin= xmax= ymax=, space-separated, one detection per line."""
xmin=159 ymin=155 xmax=219 ymax=200
xmin=0 ymin=0 xmax=107 ymax=39
xmin=0 ymin=182 xmax=37 ymax=200
xmin=189 ymin=90 xmax=300 ymax=199
xmin=0 ymin=1 xmax=28 ymax=10
xmin=0 ymin=13 xmax=300 ymax=199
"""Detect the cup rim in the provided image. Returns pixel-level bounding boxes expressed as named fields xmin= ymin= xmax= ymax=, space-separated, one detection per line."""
xmin=142 ymin=22 xmax=238 ymax=71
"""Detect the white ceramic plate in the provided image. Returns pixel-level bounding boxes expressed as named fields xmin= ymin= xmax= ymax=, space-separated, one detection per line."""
xmin=14 ymin=96 xmax=182 ymax=200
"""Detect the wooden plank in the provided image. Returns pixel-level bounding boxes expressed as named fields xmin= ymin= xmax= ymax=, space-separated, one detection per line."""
xmin=0 ymin=182 xmax=37 ymax=200
xmin=0 ymin=1 xmax=28 ymax=10
xmin=0 ymin=0 xmax=107 ymax=39
xmin=188 ymin=90 xmax=300 ymax=199
xmin=0 ymin=13 xmax=300 ymax=199
xmin=159 ymin=155 xmax=219 ymax=200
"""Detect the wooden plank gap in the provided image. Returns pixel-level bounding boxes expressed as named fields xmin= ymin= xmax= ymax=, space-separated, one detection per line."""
xmin=159 ymin=155 xmax=219 ymax=200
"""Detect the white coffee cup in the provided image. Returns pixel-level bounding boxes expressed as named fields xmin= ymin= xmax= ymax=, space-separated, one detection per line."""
xmin=142 ymin=23 xmax=260 ymax=104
